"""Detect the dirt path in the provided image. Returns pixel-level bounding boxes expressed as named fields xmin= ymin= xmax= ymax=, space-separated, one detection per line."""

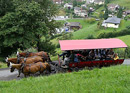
xmin=0 ymin=60 xmax=129 ymax=81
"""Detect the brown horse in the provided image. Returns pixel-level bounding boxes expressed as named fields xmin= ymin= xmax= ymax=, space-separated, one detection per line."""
xmin=17 ymin=51 xmax=52 ymax=62
xmin=6 ymin=56 xmax=44 ymax=66
xmin=6 ymin=56 xmax=44 ymax=77
xmin=9 ymin=62 xmax=51 ymax=77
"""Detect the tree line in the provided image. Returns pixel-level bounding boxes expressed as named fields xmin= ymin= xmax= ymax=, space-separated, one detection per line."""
xmin=0 ymin=0 xmax=61 ymax=58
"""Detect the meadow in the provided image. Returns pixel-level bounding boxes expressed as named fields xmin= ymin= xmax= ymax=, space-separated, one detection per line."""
xmin=0 ymin=65 xmax=130 ymax=93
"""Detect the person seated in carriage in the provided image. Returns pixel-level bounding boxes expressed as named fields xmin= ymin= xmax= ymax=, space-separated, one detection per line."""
xmin=113 ymin=53 xmax=119 ymax=60
xmin=88 ymin=49 xmax=95 ymax=60
xmin=95 ymin=49 xmax=101 ymax=60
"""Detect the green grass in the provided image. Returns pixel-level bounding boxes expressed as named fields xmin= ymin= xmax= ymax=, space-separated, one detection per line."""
xmin=0 ymin=65 xmax=130 ymax=93
xmin=0 ymin=62 xmax=7 ymax=69
xmin=117 ymin=35 xmax=130 ymax=46
xmin=111 ymin=0 xmax=130 ymax=9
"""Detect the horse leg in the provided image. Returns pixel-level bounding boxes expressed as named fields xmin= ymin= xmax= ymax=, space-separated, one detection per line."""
xmin=17 ymin=70 xmax=21 ymax=77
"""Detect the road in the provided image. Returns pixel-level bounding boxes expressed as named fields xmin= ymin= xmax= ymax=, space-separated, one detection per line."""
xmin=0 ymin=59 xmax=129 ymax=81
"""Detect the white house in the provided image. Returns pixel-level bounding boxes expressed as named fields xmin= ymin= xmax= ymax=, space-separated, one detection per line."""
xmin=108 ymin=4 xmax=120 ymax=12
xmin=74 ymin=7 xmax=81 ymax=15
xmin=94 ymin=0 xmax=104 ymax=5
xmin=102 ymin=16 xmax=121 ymax=28
xmin=64 ymin=3 xmax=73 ymax=9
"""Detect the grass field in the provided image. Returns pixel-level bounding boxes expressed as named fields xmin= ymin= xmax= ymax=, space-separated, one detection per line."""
xmin=0 ymin=62 xmax=7 ymax=69
xmin=111 ymin=0 xmax=130 ymax=9
xmin=0 ymin=65 xmax=130 ymax=93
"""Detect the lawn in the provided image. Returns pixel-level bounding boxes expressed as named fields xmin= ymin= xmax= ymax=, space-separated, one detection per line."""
xmin=111 ymin=0 xmax=130 ymax=9
xmin=0 ymin=65 xmax=130 ymax=93
xmin=117 ymin=35 xmax=130 ymax=46
xmin=0 ymin=62 xmax=7 ymax=69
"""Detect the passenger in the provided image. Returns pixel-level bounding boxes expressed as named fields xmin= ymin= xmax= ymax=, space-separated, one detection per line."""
xmin=113 ymin=53 xmax=119 ymax=60
xmin=101 ymin=49 xmax=106 ymax=60
xmin=95 ymin=49 xmax=101 ymax=60
xmin=58 ymin=50 xmax=70 ymax=60
xmin=89 ymin=49 xmax=95 ymax=60
xmin=69 ymin=50 xmax=75 ymax=62
xmin=107 ymin=49 xmax=114 ymax=59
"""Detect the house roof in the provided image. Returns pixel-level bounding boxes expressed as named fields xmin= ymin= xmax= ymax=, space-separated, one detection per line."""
xmin=108 ymin=4 xmax=119 ymax=8
xmin=68 ymin=22 xmax=80 ymax=27
xmin=125 ymin=10 xmax=130 ymax=13
xmin=94 ymin=0 xmax=104 ymax=3
xmin=59 ymin=39 xmax=127 ymax=51
xmin=105 ymin=16 xmax=121 ymax=24
xmin=74 ymin=7 xmax=81 ymax=10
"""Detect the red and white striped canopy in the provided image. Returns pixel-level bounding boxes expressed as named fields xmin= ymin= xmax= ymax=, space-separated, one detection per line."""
xmin=59 ymin=39 xmax=127 ymax=51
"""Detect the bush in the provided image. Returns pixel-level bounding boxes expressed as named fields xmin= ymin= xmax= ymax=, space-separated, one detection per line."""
xmin=85 ymin=34 xmax=96 ymax=39
xmin=84 ymin=18 xmax=96 ymax=24
xmin=97 ymin=28 xmax=130 ymax=39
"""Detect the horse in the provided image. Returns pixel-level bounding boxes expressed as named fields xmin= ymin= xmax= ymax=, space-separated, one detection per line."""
xmin=9 ymin=62 xmax=51 ymax=77
xmin=17 ymin=51 xmax=52 ymax=62
xmin=6 ymin=56 xmax=44 ymax=77
xmin=6 ymin=56 xmax=44 ymax=66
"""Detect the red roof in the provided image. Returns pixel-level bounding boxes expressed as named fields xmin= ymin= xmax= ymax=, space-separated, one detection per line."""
xmin=59 ymin=39 xmax=127 ymax=50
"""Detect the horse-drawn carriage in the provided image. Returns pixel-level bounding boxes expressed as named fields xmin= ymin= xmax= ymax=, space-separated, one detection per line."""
xmin=6 ymin=38 xmax=128 ymax=77
xmin=58 ymin=39 xmax=128 ymax=71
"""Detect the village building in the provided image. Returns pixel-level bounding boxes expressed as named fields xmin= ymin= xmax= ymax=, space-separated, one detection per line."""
xmin=86 ymin=0 xmax=104 ymax=5
xmin=64 ymin=3 xmax=73 ymax=9
xmin=74 ymin=7 xmax=81 ymax=15
xmin=123 ymin=10 xmax=130 ymax=17
xmin=108 ymin=4 xmax=120 ymax=12
xmin=94 ymin=0 xmax=104 ymax=5
xmin=65 ymin=22 xmax=82 ymax=31
xmin=52 ymin=0 xmax=63 ymax=4
xmin=102 ymin=16 xmax=121 ymax=28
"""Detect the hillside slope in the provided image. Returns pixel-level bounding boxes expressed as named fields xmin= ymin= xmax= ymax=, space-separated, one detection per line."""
xmin=0 ymin=65 xmax=130 ymax=93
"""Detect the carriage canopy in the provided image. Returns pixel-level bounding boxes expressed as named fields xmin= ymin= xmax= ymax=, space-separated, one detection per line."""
xmin=59 ymin=39 xmax=128 ymax=51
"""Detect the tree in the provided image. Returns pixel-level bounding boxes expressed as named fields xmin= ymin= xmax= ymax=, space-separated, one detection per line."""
xmin=117 ymin=7 xmax=123 ymax=18
xmin=73 ymin=0 xmax=77 ymax=7
xmin=0 ymin=0 xmax=15 ymax=17
xmin=104 ymin=5 xmax=109 ymax=19
xmin=0 ymin=0 xmax=60 ymax=57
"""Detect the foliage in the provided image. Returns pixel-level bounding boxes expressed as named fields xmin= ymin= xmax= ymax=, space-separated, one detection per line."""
xmin=97 ymin=28 xmax=130 ymax=39
xmin=85 ymin=34 xmax=95 ymax=39
xmin=103 ymin=5 xmax=109 ymax=20
xmin=117 ymin=7 xmax=123 ymax=18
xmin=0 ymin=65 xmax=130 ymax=92
xmin=84 ymin=18 xmax=96 ymax=24
xmin=0 ymin=0 xmax=15 ymax=17
xmin=0 ymin=0 xmax=60 ymax=58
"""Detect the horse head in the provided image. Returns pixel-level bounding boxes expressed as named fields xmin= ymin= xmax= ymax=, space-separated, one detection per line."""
xmin=17 ymin=51 xmax=20 ymax=57
xmin=5 ymin=57 xmax=10 ymax=67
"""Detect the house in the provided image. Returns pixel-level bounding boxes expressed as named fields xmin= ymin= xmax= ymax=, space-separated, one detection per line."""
xmin=94 ymin=0 xmax=104 ymax=5
xmin=64 ymin=3 xmax=73 ymax=9
xmin=79 ymin=10 xmax=88 ymax=17
xmin=123 ymin=10 xmax=130 ymax=16
xmin=102 ymin=16 xmax=121 ymax=28
xmin=74 ymin=7 xmax=81 ymax=15
xmin=86 ymin=0 xmax=104 ymax=5
xmin=65 ymin=22 xmax=82 ymax=30
xmin=52 ymin=0 xmax=63 ymax=4
xmin=108 ymin=4 xmax=120 ymax=12
xmin=86 ymin=0 xmax=95 ymax=4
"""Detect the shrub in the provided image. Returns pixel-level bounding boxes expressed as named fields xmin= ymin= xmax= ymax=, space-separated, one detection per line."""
xmin=85 ymin=34 xmax=96 ymax=39
xmin=97 ymin=28 xmax=130 ymax=39
xmin=84 ymin=18 xmax=96 ymax=24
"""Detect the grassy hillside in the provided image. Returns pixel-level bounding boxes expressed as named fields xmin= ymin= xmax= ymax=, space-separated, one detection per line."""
xmin=0 ymin=65 xmax=130 ymax=93
xmin=111 ymin=0 xmax=130 ymax=9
